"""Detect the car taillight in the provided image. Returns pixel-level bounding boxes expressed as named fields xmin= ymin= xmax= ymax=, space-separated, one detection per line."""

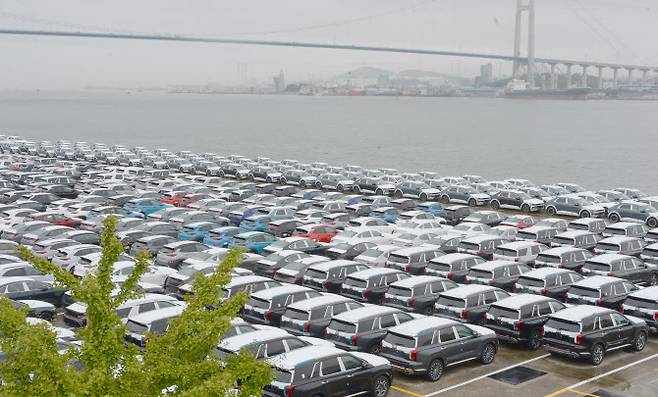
xmin=265 ymin=310 xmax=272 ymax=321
xmin=515 ymin=320 xmax=524 ymax=332
xmin=284 ymin=384 xmax=296 ymax=397
xmin=483 ymin=313 xmax=489 ymax=321
xmin=618 ymin=304 xmax=624 ymax=313
xmin=446 ymin=272 xmax=454 ymax=280
xmin=654 ymin=312 xmax=658 ymax=320
xmin=514 ymin=257 xmax=520 ymax=262
xmin=511 ymin=283 xmax=517 ymax=292
xmin=363 ymin=289 xmax=369 ymax=299
xmin=541 ymin=288 xmax=548 ymax=296
xmin=322 ymin=280 xmax=329 ymax=289
xmin=489 ymin=280 xmax=496 ymax=286
xmin=304 ymin=322 xmax=311 ymax=333
xmin=575 ymin=334 xmax=583 ymax=345
xmin=460 ymin=309 xmax=468 ymax=319
xmin=167 ymin=252 xmax=176 ymax=257
xmin=404 ymin=264 xmax=411 ymax=272
xmin=407 ymin=297 xmax=415 ymax=307
xmin=409 ymin=349 xmax=417 ymax=361
xmin=596 ymin=299 xmax=603 ymax=306
xmin=351 ymin=335 xmax=359 ymax=346
xmin=539 ymin=326 xmax=544 ymax=336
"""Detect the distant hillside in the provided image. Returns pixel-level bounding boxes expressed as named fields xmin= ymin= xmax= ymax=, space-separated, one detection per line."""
xmin=335 ymin=67 xmax=393 ymax=79
xmin=335 ymin=67 xmax=469 ymax=84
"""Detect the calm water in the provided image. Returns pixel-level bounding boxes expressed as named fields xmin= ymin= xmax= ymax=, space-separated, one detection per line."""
xmin=0 ymin=90 xmax=656 ymax=192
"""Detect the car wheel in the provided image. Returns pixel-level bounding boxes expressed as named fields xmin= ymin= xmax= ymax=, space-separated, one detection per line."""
xmin=337 ymin=184 xmax=344 ymax=192
xmin=633 ymin=331 xmax=647 ymax=351
xmin=590 ymin=344 xmax=605 ymax=365
xmin=647 ymin=217 xmax=658 ymax=228
xmin=280 ymin=177 xmax=287 ymax=185
xmin=39 ymin=311 xmax=54 ymax=321
xmin=373 ymin=375 xmax=390 ymax=397
xmin=521 ymin=204 xmax=530 ymax=213
xmin=218 ymin=171 xmax=225 ymax=177
xmin=609 ymin=213 xmax=620 ymax=223
xmin=353 ymin=186 xmax=360 ymax=193
xmin=546 ymin=206 xmax=557 ymax=215
xmin=490 ymin=200 xmax=500 ymax=210
xmin=375 ymin=188 xmax=383 ymax=196
xmin=299 ymin=180 xmax=306 ymax=188
xmin=369 ymin=343 xmax=382 ymax=355
xmin=580 ymin=210 xmax=591 ymax=218
xmin=315 ymin=182 xmax=322 ymax=189
xmin=440 ymin=195 xmax=450 ymax=204
xmin=249 ymin=175 xmax=255 ymax=182
xmin=426 ymin=359 xmax=444 ymax=381
xmin=395 ymin=191 xmax=404 ymax=199
xmin=468 ymin=198 xmax=476 ymax=206
xmin=480 ymin=343 xmax=496 ymax=364
xmin=420 ymin=193 xmax=429 ymax=201
xmin=527 ymin=329 xmax=542 ymax=350
xmin=649 ymin=274 xmax=657 ymax=286
xmin=423 ymin=305 xmax=434 ymax=315
xmin=266 ymin=177 xmax=272 ymax=183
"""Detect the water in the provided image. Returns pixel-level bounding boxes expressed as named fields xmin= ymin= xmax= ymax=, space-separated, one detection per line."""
xmin=0 ymin=90 xmax=656 ymax=192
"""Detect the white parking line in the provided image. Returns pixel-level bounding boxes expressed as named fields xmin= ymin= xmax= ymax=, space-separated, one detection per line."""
xmin=544 ymin=353 xmax=658 ymax=397
xmin=424 ymin=354 xmax=551 ymax=396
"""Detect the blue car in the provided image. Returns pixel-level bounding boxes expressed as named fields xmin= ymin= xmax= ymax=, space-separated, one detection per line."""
xmin=227 ymin=205 xmax=264 ymax=226
xmin=372 ymin=206 xmax=401 ymax=223
xmin=202 ymin=226 xmax=242 ymax=248
xmin=416 ymin=202 xmax=446 ymax=217
xmin=239 ymin=215 xmax=271 ymax=232
xmin=227 ymin=231 xmax=278 ymax=254
xmin=124 ymin=198 xmax=169 ymax=216
xmin=178 ymin=221 xmax=221 ymax=241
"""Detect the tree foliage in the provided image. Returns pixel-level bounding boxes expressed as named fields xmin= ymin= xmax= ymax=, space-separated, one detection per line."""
xmin=0 ymin=216 xmax=273 ymax=397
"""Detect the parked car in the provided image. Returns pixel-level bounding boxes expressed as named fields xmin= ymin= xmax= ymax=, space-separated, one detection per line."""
xmin=565 ymin=276 xmax=638 ymax=310
xmin=581 ymin=254 xmax=656 ymax=286
xmin=622 ymin=286 xmax=658 ymax=332
xmin=489 ymin=190 xmax=544 ymax=212
xmin=383 ymin=275 xmax=457 ymax=314
xmin=542 ymin=305 xmax=648 ymax=365
xmin=458 ymin=235 xmax=509 ymax=260
xmin=341 ymin=267 xmax=410 ymax=304
xmin=514 ymin=267 xmax=584 ymax=299
xmin=302 ymin=260 xmax=367 ymax=293
xmin=280 ymin=294 xmax=364 ymax=337
xmin=462 ymin=210 xmax=507 ymax=226
xmin=607 ymin=202 xmax=658 ymax=228
xmin=492 ymin=241 xmax=547 ymax=265
xmin=425 ymin=253 xmax=485 ymax=282
xmin=381 ymin=317 xmax=497 ymax=381
xmin=439 ymin=186 xmax=489 ymax=206
xmin=551 ymin=230 xmax=601 ymax=250
xmin=466 ymin=260 xmax=531 ymax=292
xmin=602 ymin=222 xmax=648 ymax=238
xmin=434 ymin=284 xmax=510 ymax=325
xmin=254 ymin=250 xmax=309 ymax=278
xmin=534 ymin=246 xmax=594 ymax=271
xmin=241 ymin=284 xmax=322 ymax=327
xmin=0 ymin=276 xmax=66 ymax=306
xmin=154 ymin=241 xmax=208 ymax=268
xmin=385 ymin=247 xmax=445 ymax=275
xmin=594 ymin=236 xmax=645 ymax=256
xmin=227 ymin=231 xmax=278 ymax=254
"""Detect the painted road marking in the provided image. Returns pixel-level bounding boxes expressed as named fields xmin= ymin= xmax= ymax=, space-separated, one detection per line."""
xmin=424 ymin=354 xmax=551 ymax=396
xmin=391 ymin=385 xmax=425 ymax=397
xmin=563 ymin=389 xmax=599 ymax=397
xmin=543 ymin=353 xmax=658 ymax=397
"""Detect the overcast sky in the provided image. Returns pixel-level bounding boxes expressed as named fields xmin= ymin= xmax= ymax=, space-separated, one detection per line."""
xmin=0 ymin=0 xmax=655 ymax=89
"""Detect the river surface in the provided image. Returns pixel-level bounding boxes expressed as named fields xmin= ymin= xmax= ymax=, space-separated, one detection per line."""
xmin=0 ymin=90 xmax=656 ymax=192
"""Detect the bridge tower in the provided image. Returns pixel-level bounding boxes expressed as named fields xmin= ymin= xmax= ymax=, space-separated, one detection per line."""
xmin=512 ymin=0 xmax=536 ymax=88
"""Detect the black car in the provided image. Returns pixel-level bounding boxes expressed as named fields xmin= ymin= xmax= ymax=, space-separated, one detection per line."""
xmin=241 ymin=285 xmax=322 ymax=327
xmin=254 ymin=250 xmax=309 ymax=278
xmin=622 ymin=286 xmax=658 ymax=332
xmin=280 ymin=294 xmax=364 ymax=337
xmin=581 ymin=254 xmax=656 ymax=286
xmin=426 ymin=253 xmax=486 ymax=282
xmin=514 ymin=268 xmax=584 ymax=299
xmin=565 ymin=276 xmax=638 ymax=310
xmin=0 ymin=277 xmax=66 ymax=306
xmin=273 ymin=256 xmax=328 ymax=285
xmin=381 ymin=317 xmax=497 ymax=381
xmin=466 ymin=260 xmax=531 ymax=292
xmin=325 ymin=242 xmax=376 ymax=260
xmin=442 ymin=205 xmax=474 ymax=226
xmin=264 ymin=346 xmax=392 ymax=397
xmin=383 ymin=276 xmax=457 ymax=315
xmin=542 ymin=305 xmax=648 ymax=365
xmin=325 ymin=305 xmax=416 ymax=354
xmin=434 ymin=284 xmax=510 ymax=325
xmin=534 ymin=247 xmax=594 ymax=271
xmin=485 ymin=294 xmax=567 ymax=350
xmin=302 ymin=260 xmax=368 ymax=293
xmin=341 ymin=267 xmax=410 ymax=304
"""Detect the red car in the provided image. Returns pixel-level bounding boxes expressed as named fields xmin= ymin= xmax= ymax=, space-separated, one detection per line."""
xmin=178 ymin=193 xmax=213 ymax=208
xmin=30 ymin=212 xmax=81 ymax=227
xmin=160 ymin=191 xmax=187 ymax=206
xmin=499 ymin=215 xmax=537 ymax=229
xmin=292 ymin=224 xmax=338 ymax=243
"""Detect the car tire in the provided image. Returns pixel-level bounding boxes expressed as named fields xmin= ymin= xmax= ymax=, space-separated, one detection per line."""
xmin=580 ymin=210 xmax=591 ymax=218
xmin=521 ymin=204 xmax=530 ymax=213
xmin=440 ymin=195 xmax=450 ymax=204
xmin=649 ymin=274 xmax=657 ymax=286
xmin=527 ymin=329 xmax=542 ymax=350
xmin=315 ymin=182 xmax=322 ymax=189
xmin=300 ymin=180 xmax=307 ymax=188
xmin=490 ymin=200 xmax=500 ymax=210
xmin=468 ymin=198 xmax=476 ymax=206
xmin=249 ymin=175 xmax=255 ymax=182
xmin=372 ymin=375 xmax=390 ymax=397
xmin=266 ymin=177 xmax=272 ymax=183
xmin=337 ymin=184 xmax=344 ymax=192
xmin=479 ymin=343 xmax=496 ymax=364
xmin=609 ymin=213 xmax=620 ymax=223
xmin=647 ymin=217 xmax=658 ymax=228
xmin=353 ymin=186 xmax=360 ymax=193
xmin=546 ymin=206 xmax=557 ymax=216
xmin=280 ymin=177 xmax=287 ymax=185
xmin=420 ymin=193 xmax=428 ymax=202
xmin=39 ymin=311 xmax=54 ymax=321
xmin=590 ymin=344 xmax=605 ymax=365
xmin=394 ymin=191 xmax=403 ymax=199
xmin=375 ymin=188 xmax=384 ymax=196
xmin=426 ymin=359 xmax=444 ymax=382
xmin=633 ymin=331 xmax=647 ymax=351
xmin=218 ymin=171 xmax=225 ymax=177
xmin=423 ymin=305 xmax=434 ymax=315
xmin=369 ymin=343 xmax=382 ymax=355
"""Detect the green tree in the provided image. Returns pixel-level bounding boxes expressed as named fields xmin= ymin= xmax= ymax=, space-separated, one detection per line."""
xmin=0 ymin=216 xmax=272 ymax=397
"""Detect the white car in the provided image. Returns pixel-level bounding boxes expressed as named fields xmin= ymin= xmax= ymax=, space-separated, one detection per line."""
xmin=331 ymin=229 xmax=392 ymax=245
xmin=346 ymin=217 xmax=396 ymax=234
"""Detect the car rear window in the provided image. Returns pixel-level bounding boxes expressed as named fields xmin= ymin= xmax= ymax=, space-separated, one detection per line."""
xmin=545 ymin=318 xmax=580 ymax=333
xmin=460 ymin=242 xmax=480 ymax=251
xmin=160 ymin=247 xmax=174 ymax=254
xmin=583 ymin=262 xmax=611 ymax=271
xmin=427 ymin=261 xmax=451 ymax=271
xmin=249 ymin=297 xmax=271 ymax=309
xmin=388 ymin=254 xmax=409 ymax=264
xmin=284 ymin=308 xmax=310 ymax=321
xmin=469 ymin=270 xmax=493 ymax=279
xmin=488 ymin=305 xmax=520 ymax=319
xmin=569 ymin=286 xmax=600 ymax=298
xmin=329 ymin=319 xmax=356 ymax=333
xmin=436 ymin=295 xmax=466 ymax=308
xmin=624 ymin=297 xmax=658 ymax=310
xmin=516 ymin=276 xmax=545 ymax=288
xmin=273 ymin=370 xmax=292 ymax=383
xmin=384 ymin=331 xmax=416 ymax=348
xmin=344 ymin=277 xmax=367 ymax=289
xmin=305 ymin=269 xmax=327 ymax=279
xmin=494 ymin=248 xmax=517 ymax=256
xmin=387 ymin=286 xmax=413 ymax=297
xmin=596 ymin=243 xmax=620 ymax=251
xmin=536 ymin=254 xmax=561 ymax=263
xmin=552 ymin=237 xmax=574 ymax=245
xmin=517 ymin=231 xmax=536 ymax=239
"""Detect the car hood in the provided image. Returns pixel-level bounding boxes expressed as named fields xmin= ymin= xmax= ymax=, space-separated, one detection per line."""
xmin=584 ymin=204 xmax=605 ymax=211
xmin=19 ymin=299 xmax=55 ymax=310
xmin=524 ymin=199 xmax=544 ymax=205
xmin=351 ymin=352 xmax=391 ymax=368
xmin=625 ymin=315 xmax=647 ymax=326
xmin=66 ymin=302 xmax=88 ymax=315
xmin=421 ymin=188 xmax=441 ymax=194
xmin=471 ymin=193 xmax=490 ymax=199
xmin=468 ymin=324 xmax=496 ymax=336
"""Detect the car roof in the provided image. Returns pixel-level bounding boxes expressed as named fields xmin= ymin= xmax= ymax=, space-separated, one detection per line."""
xmin=599 ymin=236 xmax=640 ymax=243
xmin=520 ymin=267 xmax=572 ymax=278
xmin=462 ymin=234 xmax=504 ymax=243
xmin=390 ymin=275 xmax=445 ymax=287
xmin=220 ymin=328 xmax=291 ymax=351
xmin=390 ymin=246 xmax=440 ymax=255
xmin=492 ymin=293 xmax=554 ymax=309
xmin=573 ymin=275 xmax=624 ymax=288
xmin=333 ymin=305 xmax=399 ymax=322
xmin=497 ymin=241 xmax=544 ymax=249
xmin=606 ymin=222 xmax=641 ymax=229
xmin=440 ymin=284 xmax=499 ymax=298
xmin=267 ymin=345 xmax=345 ymax=370
xmin=471 ymin=260 xmax=517 ymax=270
xmin=287 ymin=294 xmax=353 ymax=311
xmin=540 ymin=246 xmax=583 ymax=255
xmin=556 ymin=230 xmax=594 ymax=238
xmin=550 ymin=305 xmax=613 ymax=322
xmin=0 ymin=276 xmax=35 ymax=285
xmin=128 ymin=305 xmax=185 ymax=324
xmin=225 ymin=275 xmax=272 ymax=288
xmin=348 ymin=267 xmax=402 ymax=279
xmin=431 ymin=253 xmax=479 ymax=263
xmin=118 ymin=293 xmax=179 ymax=308
xmin=389 ymin=317 xmax=457 ymax=336
xmin=628 ymin=285 xmax=658 ymax=301
xmin=308 ymin=260 xmax=358 ymax=271
xmin=587 ymin=253 xmax=631 ymax=264
xmin=250 ymin=284 xmax=313 ymax=300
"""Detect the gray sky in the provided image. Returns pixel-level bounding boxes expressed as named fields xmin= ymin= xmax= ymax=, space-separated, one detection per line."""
xmin=0 ymin=0 xmax=655 ymax=89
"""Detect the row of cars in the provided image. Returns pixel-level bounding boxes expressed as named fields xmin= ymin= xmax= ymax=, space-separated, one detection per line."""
xmin=0 ymin=136 xmax=657 ymax=397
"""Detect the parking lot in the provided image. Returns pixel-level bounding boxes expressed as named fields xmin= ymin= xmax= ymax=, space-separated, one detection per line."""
xmin=389 ymin=338 xmax=658 ymax=397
